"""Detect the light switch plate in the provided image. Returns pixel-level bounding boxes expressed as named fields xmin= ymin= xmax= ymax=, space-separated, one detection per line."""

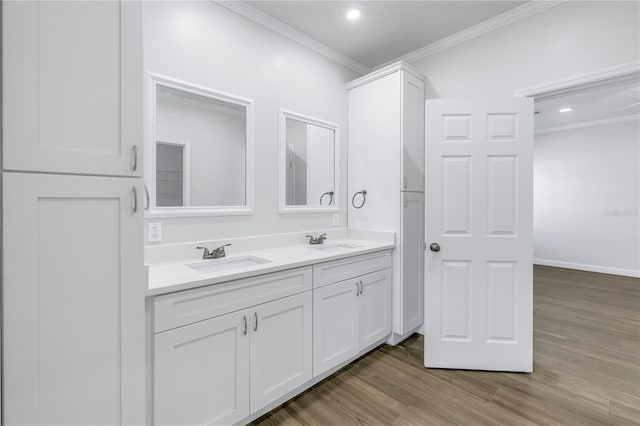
xmin=332 ymin=214 xmax=339 ymax=226
xmin=148 ymin=222 xmax=162 ymax=242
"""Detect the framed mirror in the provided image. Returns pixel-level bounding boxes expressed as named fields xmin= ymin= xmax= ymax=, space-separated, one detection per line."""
xmin=279 ymin=109 xmax=339 ymax=213
xmin=145 ymin=72 xmax=254 ymax=217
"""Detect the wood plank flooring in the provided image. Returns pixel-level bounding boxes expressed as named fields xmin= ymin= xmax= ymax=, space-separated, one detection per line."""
xmin=253 ymin=266 xmax=640 ymax=425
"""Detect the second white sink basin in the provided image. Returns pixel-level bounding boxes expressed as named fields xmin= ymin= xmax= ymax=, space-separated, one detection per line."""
xmin=187 ymin=255 xmax=271 ymax=274
xmin=306 ymin=242 xmax=362 ymax=253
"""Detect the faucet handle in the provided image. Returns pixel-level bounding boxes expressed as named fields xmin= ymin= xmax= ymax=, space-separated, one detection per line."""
xmin=196 ymin=246 xmax=211 ymax=259
xmin=319 ymin=233 xmax=327 ymax=240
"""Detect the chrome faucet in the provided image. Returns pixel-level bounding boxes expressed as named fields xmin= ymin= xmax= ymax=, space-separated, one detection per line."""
xmin=197 ymin=243 xmax=231 ymax=259
xmin=306 ymin=233 xmax=327 ymax=245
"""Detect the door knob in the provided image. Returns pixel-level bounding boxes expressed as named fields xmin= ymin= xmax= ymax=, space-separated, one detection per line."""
xmin=429 ymin=243 xmax=441 ymax=252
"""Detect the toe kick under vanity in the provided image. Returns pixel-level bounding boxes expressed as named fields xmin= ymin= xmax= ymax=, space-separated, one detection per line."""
xmin=146 ymin=237 xmax=394 ymax=425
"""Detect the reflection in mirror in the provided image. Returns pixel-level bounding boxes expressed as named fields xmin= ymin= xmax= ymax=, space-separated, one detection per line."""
xmin=147 ymin=73 xmax=254 ymax=217
xmin=156 ymin=85 xmax=245 ymax=206
xmin=280 ymin=110 xmax=339 ymax=213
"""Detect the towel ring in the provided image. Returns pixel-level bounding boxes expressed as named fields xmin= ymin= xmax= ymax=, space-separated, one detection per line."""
xmin=351 ymin=190 xmax=367 ymax=209
xmin=319 ymin=191 xmax=334 ymax=206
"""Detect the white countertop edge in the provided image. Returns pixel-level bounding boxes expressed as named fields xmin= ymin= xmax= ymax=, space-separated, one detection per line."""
xmin=146 ymin=240 xmax=395 ymax=297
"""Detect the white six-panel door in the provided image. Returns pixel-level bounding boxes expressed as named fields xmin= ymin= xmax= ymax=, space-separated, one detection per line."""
xmin=425 ymin=99 xmax=533 ymax=372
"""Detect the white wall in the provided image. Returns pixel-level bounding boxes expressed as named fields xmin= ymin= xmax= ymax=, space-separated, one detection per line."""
xmin=534 ymin=119 xmax=640 ymax=276
xmin=144 ymin=1 xmax=359 ymax=244
xmin=411 ymin=1 xmax=640 ymax=98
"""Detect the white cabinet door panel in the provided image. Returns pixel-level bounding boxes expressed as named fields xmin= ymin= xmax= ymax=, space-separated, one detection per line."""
xmin=359 ymin=270 xmax=392 ymax=349
xmin=313 ymin=280 xmax=359 ymax=376
xmin=3 ymin=172 xmax=145 ymax=425
xmin=401 ymin=72 xmax=425 ymax=192
xmin=154 ymin=310 xmax=250 ymax=426
xmin=250 ymin=292 xmax=313 ymax=412
xmin=398 ymin=192 xmax=425 ymax=334
xmin=2 ymin=0 xmax=143 ymax=176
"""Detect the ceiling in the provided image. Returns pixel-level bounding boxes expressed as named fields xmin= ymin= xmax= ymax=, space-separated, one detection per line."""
xmin=534 ymin=78 xmax=640 ymax=131
xmin=245 ymin=1 xmax=526 ymax=69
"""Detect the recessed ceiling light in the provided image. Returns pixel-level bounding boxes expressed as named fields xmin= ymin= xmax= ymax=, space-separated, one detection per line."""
xmin=558 ymin=107 xmax=573 ymax=113
xmin=346 ymin=9 xmax=361 ymax=20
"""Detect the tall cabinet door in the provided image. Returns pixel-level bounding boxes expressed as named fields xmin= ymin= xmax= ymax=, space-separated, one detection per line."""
xmin=3 ymin=173 xmax=145 ymax=425
xmin=401 ymin=71 xmax=425 ymax=192
xmin=313 ymin=280 xmax=360 ymax=376
xmin=154 ymin=310 xmax=250 ymax=426
xmin=2 ymin=0 xmax=143 ymax=176
xmin=398 ymin=192 xmax=425 ymax=334
xmin=359 ymin=269 xmax=392 ymax=349
xmin=250 ymin=292 xmax=313 ymax=412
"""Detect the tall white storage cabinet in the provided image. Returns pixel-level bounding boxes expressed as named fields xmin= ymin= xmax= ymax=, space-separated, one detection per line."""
xmin=2 ymin=1 xmax=145 ymax=424
xmin=347 ymin=61 xmax=425 ymax=343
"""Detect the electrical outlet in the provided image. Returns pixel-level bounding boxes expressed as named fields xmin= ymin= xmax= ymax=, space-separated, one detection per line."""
xmin=332 ymin=214 xmax=339 ymax=226
xmin=148 ymin=222 xmax=162 ymax=242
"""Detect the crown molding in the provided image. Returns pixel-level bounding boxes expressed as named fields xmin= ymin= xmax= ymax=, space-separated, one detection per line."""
xmin=535 ymin=114 xmax=639 ymax=135
xmin=382 ymin=0 xmax=565 ymax=68
xmin=346 ymin=60 xmax=424 ymax=90
xmin=515 ymin=61 xmax=640 ymax=98
xmin=216 ymin=1 xmax=371 ymax=75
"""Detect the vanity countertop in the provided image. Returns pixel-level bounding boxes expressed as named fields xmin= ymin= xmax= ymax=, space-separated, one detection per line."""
xmin=146 ymin=238 xmax=394 ymax=296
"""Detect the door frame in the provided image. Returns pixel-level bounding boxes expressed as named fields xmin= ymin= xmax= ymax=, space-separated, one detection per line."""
xmin=514 ymin=60 xmax=640 ymax=276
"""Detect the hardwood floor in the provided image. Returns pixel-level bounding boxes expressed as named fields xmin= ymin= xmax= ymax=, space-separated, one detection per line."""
xmin=253 ymin=266 xmax=640 ymax=425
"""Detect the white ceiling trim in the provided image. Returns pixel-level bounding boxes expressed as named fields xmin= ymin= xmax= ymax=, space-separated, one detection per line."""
xmin=383 ymin=0 xmax=565 ymax=68
xmin=515 ymin=61 xmax=640 ymax=98
xmin=216 ymin=1 xmax=371 ymax=75
xmin=535 ymin=114 xmax=640 ymax=135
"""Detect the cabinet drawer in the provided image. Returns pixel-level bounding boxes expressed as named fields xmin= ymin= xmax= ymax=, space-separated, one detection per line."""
xmin=312 ymin=250 xmax=391 ymax=288
xmin=154 ymin=267 xmax=312 ymax=333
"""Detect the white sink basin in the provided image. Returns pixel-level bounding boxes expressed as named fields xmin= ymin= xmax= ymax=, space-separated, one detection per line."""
xmin=306 ymin=242 xmax=362 ymax=252
xmin=187 ymin=255 xmax=271 ymax=274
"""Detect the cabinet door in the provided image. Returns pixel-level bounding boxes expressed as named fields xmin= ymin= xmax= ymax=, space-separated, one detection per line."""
xmin=250 ymin=292 xmax=313 ymax=412
xmin=3 ymin=173 xmax=145 ymax=425
xmin=313 ymin=279 xmax=359 ymax=376
xmin=359 ymin=269 xmax=392 ymax=350
xmin=3 ymin=1 xmax=143 ymax=176
xmin=401 ymin=71 xmax=425 ymax=192
xmin=398 ymin=192 xmax=425 ymax=334
xmin=154 ymin=310 xmax=250 ymax=426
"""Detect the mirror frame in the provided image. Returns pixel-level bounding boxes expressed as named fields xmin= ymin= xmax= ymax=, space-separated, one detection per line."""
xmin=145 ymin=72 xmax=254 ymax=217
xmin=278 ymin=108 xmax=339 ymax=214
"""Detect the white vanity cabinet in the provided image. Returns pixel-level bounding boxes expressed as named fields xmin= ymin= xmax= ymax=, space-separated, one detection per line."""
xmin=154 ymin=309 xmax=251 ymax=426
xmin=2 ymin=0 xmax=143 ymax=177
xmin=347 ymin=61 xmax=425 ymax=342
xmin=151 ymin=268 xmax=313 ymax=425
xmin=312 ymin=252 xmax=392 ymax=376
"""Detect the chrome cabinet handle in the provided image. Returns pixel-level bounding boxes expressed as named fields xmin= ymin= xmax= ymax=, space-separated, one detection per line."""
xmin=403 ymin=195 xmax=408 ymax=208
xmin=131 ymin=186 xmax=138 ymax=213
xmin=355 ymin=281 xmax=360 ymax=296
xmin=430 ymin=242 xmax=441 ymax=252
xmin=243 ymin=316 xmax=248 ymax=335
xmin=254 ymin=312 xmax=258 ymax=332
xmin=403 ymin=176 xmax=407 ymax=189
xmin=143 ymin=183 xmax=150 ymax=211
xmin=131 ymin=145 xmax=138 ymax=173
xmin=359 ymin=280 xmax=364 ymax=295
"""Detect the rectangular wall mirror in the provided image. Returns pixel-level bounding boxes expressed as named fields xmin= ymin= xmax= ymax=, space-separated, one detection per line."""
xmin=146 ymin=73 xmax=254 ymax=217
xmin=279 ymin=109 xmax=339 ymax=213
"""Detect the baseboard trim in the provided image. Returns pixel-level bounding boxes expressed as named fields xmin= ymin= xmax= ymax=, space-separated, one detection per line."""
xmin=534 ymin=258 xmax=640 ymax=278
